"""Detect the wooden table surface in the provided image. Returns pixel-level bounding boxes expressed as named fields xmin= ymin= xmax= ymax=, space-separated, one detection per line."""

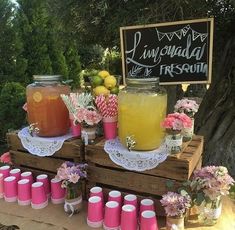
xmin=0 ymin=197 xmax=234 ymax=230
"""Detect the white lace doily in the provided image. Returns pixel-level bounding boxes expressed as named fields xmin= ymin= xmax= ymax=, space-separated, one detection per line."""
xmin=104 ymin=138 xmax=169 ymax=171
xmin=18 ymin=127 xmax=73 ymax=157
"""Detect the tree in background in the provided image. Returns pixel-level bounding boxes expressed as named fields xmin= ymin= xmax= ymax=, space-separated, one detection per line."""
xmin=64 ymin=41 xmax=82 ymax=89
xmin=0 ymin=82 xmax=26 ymax=151
xmin=0 ymin=0 xmax=27 ymax=86
xmin=16 ymin=0 xmax=68 ymax=83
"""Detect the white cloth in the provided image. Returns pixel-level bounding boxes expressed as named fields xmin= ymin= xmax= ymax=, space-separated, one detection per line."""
xmin=18 ymin=127 xmax=73 ymax=157
xmin=104 ymin=138 xmax=169 ymax=172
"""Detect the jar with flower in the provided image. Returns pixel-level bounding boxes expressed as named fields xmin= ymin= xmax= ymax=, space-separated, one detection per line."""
xmin=160 ymin=191 xmax=191 ymax=230
xmin=71 ymin=92 xmax=102 ymax=144
xmin=56 ymin=161 xmax=87 ymax=216
xmin=162 ymin=113 xmax=192 ymax=154
xmin=174 ymin=99 xmax=199 ymax=142
xmin=190 ymin=166 xmax=234 ymax=225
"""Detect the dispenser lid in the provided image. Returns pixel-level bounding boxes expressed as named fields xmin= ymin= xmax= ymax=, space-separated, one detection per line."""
xmin=33 ymin=75 xmax=61 ymax=82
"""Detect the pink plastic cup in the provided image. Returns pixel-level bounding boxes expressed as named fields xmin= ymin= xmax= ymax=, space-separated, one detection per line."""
xmin=120 ymin=204 xmax=137 ymax=230
xmin=4 ymin=176 xmax=17 ymax=202
xmin=103 ymin=201 xmax=120 ymax=230
xmin=124 ymin=194 xmax=138 ymax=209
xmin=140 ymin=199 xmax=155 ymax=215
xmin=70 ymin=119 xmax=81 ymax=137
xmin=31 ymin=182 xmax=48 ymax=209
xmin=87 ymin=196 xmax=103 ymax=228
xmin=0 ymin=165 xmax=10 ymax=179
xmin=90 ymin=186 xmax=103 ymax=201
xmin=10 ymin=168 xmax=21 ymax=182
xmin=50 ymin=178 xmax=65 ymax=204
xmin=36 ymin=174 xmax=50 ymax=197
xmin=17 ymin=179 xmax=31 ymax=206
xmin=21 ymin=171 xmax=33 ymax=184
xmin=140 ymin=210 xmax=158 ymax=230
xmin=0 ymin=173 xmax=4 ymax=198
xmin=103 ymin=116 xmax=118 ymax=140
xmin=108 ymin=190 xmax=122 ymax=205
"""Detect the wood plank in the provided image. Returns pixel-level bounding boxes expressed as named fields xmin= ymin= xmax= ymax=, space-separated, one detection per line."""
xmin=6 ymin=131 xmax=83 ymax=158
xmin=88 ymin=165 xmax=182 ymax=196
xmin=10 ymin=150 xmax=67 ymax=173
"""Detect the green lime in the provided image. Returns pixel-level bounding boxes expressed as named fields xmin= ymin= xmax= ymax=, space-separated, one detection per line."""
xmin=92 ymin=75 xmax=103 ymax=87
xmin=110 ymin=86 xmax=119 ymax=95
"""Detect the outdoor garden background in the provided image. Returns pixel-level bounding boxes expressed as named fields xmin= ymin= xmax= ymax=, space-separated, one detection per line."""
xmin=0 ymin=0 xmax=234 ymax=177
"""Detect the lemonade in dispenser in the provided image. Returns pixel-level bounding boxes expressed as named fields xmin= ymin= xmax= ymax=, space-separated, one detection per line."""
xmin=118 ymin=78 xmax=167 ymax=151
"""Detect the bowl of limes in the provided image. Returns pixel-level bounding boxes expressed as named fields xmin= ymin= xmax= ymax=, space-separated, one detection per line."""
xmin=90 ymin=70 xmax=121 ymax=96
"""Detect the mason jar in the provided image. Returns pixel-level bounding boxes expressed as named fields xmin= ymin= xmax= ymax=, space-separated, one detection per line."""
xmin=26 ymin=75 xmax=70 ymax=137
xmin=118 ymin=78 xmax=167 ymax=151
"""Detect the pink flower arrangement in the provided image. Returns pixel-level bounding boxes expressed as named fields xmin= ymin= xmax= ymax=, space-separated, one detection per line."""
xmin=75 ymin=108 xmax=102 ymax=127
xmin=61 ymin=92 xmax=102 ymax=127
xmin=162 ymin=113 xmax=192 ymax=131
xmin=191 ymin=166 xmax=234 ymax=201
xmin=0 ymin=152 xmax=12 ymax=164
xmin=160 ymin=192 xmax=191 ymax=217
xmin=174 ymin=98 xmax=199 ymax=117
xmin=56 ymin=161 xmax=87 ymax=186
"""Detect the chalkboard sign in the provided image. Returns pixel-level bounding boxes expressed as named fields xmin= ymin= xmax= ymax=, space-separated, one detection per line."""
xmin=120 ymin=18 xmax=214 ymax=85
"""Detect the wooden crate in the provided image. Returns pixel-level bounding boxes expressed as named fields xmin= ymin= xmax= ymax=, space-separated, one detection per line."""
xmin=7 ymin=131 xmax=85 ymax=177
xmin=86 ymin=136 xmax=203 ymax=198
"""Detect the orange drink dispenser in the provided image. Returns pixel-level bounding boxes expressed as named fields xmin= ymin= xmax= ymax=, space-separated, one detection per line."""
xmin=26 ymin=75 xmax=70 ymax=137
xmin=118 ymin=78 xmax=167 ymax=151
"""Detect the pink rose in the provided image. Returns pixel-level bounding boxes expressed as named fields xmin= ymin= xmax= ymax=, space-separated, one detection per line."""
xmin=0 ymin=152 xmax=12 ymax=164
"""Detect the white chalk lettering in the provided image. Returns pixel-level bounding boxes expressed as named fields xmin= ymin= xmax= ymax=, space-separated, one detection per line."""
xmin=159 ymin=62 xmax=207 ymax=77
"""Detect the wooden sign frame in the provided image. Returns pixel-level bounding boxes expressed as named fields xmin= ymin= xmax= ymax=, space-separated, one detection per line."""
xmin=120 ymin=18 xmax=214 ymax=85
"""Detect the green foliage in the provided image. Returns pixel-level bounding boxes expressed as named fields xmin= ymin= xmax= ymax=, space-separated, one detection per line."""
xmin=65 ymin=42 xmax=82 ymax=89
xmin=16 ymin=0 xmax=69 ymax=83
xmin=0 ymin=82 xmax=26 ymax=143
xmin=0 ymin=0 xmax=27 ymax=85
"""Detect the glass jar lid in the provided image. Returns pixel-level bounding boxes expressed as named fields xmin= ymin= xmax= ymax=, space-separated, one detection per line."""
xmin=33 ymin=75 xmax=61 ymax=82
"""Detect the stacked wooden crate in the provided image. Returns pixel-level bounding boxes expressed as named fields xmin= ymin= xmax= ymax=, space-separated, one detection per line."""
xmin=7 ymin=131 xmax=84 ymax=177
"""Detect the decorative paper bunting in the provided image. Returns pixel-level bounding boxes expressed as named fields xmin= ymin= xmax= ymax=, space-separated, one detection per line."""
xmin=156 ymin=29 xmax=165 ymax=41
xmin=182 ymin=25 xmax=190 ymax=36
xmin=174 ymin=30 xmax=182 ymax=39
xmin=200 ymin=33 xmax=208 ymax=42
xmin=156 ymin=25 xmax=208 ymax=43
xmin=192 ymin=30 xmax=201 ymax=41
xmin=166 ymin=32 xmax=174 ymax=41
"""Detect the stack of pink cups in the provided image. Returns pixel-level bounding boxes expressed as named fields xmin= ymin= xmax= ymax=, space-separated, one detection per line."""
xmin=87 ymin=186 xmax=159 ymax=230
xmin=0 ymin=167 xmax=68 ymax=210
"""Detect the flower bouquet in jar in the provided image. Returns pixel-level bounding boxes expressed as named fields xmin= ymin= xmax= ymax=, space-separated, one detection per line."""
xmin=56 ymin=161 xmax=87 ymax=216
xmin=189 ymin=166 xmax=234 ymax=225
xmin=95 ymin=94 xmax=118 ymax=140
xmin=61 ymin=92 xmax=102 ymax=143
xmin=160 ymin=191 xmax=191 ymax=230
xmin=174 ymin=98 xmax=199 ymax=141
xmin=73 ymin=92 xmax=102 ymax=144
xmin=162 ymin=113 xmax=192 ymax=154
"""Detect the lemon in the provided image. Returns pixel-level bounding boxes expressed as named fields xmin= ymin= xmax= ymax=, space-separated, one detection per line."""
xmin=104 ymin=75 xmax=117 ymax=89
xmin=93 ymin=86 xmax=110 ymax=96
xmin=91 ymin=75 xmax=103 ymax=87
xmin=98 ymin=70 xmax=110 ymax=79
xmin=110 ymin=86 xmax=119 ymax=95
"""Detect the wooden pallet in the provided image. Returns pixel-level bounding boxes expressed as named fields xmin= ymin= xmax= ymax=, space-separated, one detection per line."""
xmin=86 ymin=136 xmax=204 ymax=198
xmin=7 ymin=131 xmax=84 ymax=177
